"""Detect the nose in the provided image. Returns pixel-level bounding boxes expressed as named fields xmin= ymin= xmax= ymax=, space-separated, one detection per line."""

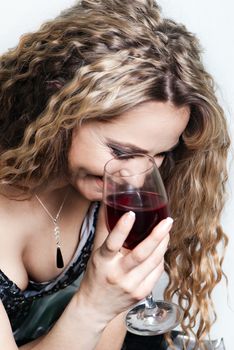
xmin=104 ymin=155 xmax=152 ymax=190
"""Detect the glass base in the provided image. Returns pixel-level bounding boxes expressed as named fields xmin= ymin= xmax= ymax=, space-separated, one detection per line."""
xmin=126 ymin=300 xmax=183 ymax=336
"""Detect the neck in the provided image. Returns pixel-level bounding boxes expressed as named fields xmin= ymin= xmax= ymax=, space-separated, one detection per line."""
xmin=34 ymin=184 xmax=72 ymax=214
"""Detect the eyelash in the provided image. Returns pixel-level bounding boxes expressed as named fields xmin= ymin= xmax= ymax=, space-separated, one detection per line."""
xmin=110 ymin=146 xmax=171 ymax=159
xmin=110 ymin=146 xmax=128 ymax=157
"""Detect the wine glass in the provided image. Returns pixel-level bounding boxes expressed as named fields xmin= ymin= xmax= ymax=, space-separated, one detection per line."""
xmin=103 ymin=153 xmax=183 ymax=336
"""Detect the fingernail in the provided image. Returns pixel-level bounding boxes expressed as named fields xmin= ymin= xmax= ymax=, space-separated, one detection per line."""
xmin=162 ymin=217 xmax=173 ymax=230
xmin=123 ymin=211 xmax=135 ymax=224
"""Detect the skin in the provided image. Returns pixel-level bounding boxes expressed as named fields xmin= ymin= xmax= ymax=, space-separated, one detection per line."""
xmin=68 ymin=100 xmax=189 ymax=201
xmin=0 ymin=100 xmax=190 ymax=350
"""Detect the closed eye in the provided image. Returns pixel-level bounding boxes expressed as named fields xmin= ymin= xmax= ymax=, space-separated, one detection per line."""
xmin=109 ymin=146 xmax=126 ymax=157
xmin=107 ymin=139 xmax=179 ymax=162
xmin=110 ymin=145 xmax=173 ymax=159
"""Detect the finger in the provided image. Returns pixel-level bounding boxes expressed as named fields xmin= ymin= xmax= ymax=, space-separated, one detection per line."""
xmin=130 ymin=233 xmax=169 ymax=280
xmin=134 ymin=260 xmax=165 ymax=301
xmin=100 ymin=211 xmax=135 ymax=258
xmin=124 ymin=233 xmax=168 ymax=288
xmin=93 ymin=205 xmax=109 ymax=250
xmin=122 ymin=260 xmax=165 ymax=302
xmin=122 ymin=217 xmax=173 ymax=271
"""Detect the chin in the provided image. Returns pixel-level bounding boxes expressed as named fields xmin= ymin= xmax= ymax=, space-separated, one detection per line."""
xmin=81 ymin=190 xmax=103 ymax=202
xmin=74 ymin=177 xmax=103 ymax=202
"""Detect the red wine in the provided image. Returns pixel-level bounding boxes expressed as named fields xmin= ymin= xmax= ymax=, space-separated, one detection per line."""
xmin=105 ymin=191 xmax=169 ymax=250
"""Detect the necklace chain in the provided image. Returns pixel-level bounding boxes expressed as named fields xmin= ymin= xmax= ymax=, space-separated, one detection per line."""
xmin=35 ymin=190 xmax=69 ymax=224
xmin=35 ymin=189 xmax=70 ymax=268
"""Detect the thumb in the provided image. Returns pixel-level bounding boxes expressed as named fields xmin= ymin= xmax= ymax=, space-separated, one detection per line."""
xmin=100 ymin=211 xmax=135 ymax=258
xmin=93 ymin=204 xmax=109 ymax=250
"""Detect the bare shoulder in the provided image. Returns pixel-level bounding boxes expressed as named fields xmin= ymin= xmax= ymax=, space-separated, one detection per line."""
xmin=0 ymin=194 xmax=29 ymax=291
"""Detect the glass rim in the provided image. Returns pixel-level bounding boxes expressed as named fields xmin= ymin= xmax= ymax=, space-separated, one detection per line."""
xmin=104 ymin=153 xmax=157 ymax=177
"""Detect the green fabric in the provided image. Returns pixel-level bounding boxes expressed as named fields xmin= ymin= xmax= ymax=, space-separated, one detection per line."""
xmin=14 ymin=273 xmax=83 ymax=345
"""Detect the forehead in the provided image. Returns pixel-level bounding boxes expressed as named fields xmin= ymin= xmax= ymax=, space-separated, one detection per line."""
xmin=98 ymin=100 xmax=190 ymax=149
xmin=115 ymin=100 xmax=190 ymax=125
xmin=72 ymin=100 xmax=190 ymax=153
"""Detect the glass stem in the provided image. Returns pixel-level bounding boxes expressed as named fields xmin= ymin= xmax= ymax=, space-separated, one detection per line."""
xmin=145 ymin=292 xmax=155 ymax=308
xmin=143 ymin=292 xmax=158 ymax=318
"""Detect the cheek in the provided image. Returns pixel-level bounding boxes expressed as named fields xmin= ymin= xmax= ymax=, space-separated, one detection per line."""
xmin=67 ymin=143 xmax=79 ymax=171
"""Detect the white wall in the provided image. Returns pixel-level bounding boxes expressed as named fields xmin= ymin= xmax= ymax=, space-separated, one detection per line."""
xmin=0 ymin=0 xmax=233 ymax=349
xmin=157 ymin=2 xmax=234 ymax=349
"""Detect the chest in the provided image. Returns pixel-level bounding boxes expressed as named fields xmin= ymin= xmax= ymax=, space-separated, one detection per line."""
xmin=0 ymin=232 xmax=95 ymax=341
xmin=0 ymin=192 xmax=101 ymax=292
xmin=23 ymin=201 xmax=91 ymax=283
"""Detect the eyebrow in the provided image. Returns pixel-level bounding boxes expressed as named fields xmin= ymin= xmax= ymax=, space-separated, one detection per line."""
xmin=105 ymin=138 xmax=180 ymax=154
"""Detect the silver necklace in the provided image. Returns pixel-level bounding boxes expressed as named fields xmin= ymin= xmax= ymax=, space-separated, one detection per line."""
xmin=35 ymin=189 xmax=70 ymax=269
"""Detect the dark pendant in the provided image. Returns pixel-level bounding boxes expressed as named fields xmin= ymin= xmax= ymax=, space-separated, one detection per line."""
xmin=56 ymin=247 xmax=64 ymax=268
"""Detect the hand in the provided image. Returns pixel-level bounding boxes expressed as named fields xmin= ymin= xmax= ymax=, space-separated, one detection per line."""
xmin=78 ymin=207 xmax=172 ymax=323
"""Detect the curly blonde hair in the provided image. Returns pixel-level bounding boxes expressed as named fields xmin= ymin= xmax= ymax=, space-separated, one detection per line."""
xmin=0 ymin=0 xmax=230 ymax=347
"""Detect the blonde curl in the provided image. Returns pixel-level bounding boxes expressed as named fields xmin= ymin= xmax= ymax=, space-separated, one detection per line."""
xmin=0 ymin=0 xmax=230 ymax=347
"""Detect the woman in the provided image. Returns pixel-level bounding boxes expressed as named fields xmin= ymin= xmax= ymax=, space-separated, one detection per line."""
xmin=0 ymin=0 xmax=230 ymax=349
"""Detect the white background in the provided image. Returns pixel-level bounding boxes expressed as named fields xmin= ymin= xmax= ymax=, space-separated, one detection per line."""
xmin=0 ymin=1 xmax=233 ymax=349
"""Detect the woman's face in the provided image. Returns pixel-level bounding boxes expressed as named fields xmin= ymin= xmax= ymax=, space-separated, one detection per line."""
xmin=68 ymin=100 xmax=190 ymax=201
